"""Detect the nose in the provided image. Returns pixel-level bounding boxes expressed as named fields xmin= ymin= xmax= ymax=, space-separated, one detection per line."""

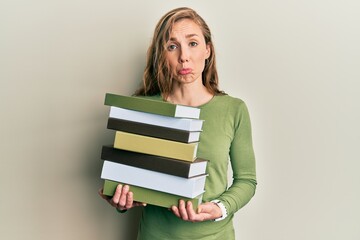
xmin=179 ymin=47 xmax=189 ymax=63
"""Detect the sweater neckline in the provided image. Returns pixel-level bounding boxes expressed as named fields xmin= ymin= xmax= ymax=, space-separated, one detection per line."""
xmin=161 ymin=95 xmax=217 ymax=108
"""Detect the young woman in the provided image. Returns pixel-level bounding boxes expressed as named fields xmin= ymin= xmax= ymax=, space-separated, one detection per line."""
xmin=99 ymin=7 xmax=257 ymax=240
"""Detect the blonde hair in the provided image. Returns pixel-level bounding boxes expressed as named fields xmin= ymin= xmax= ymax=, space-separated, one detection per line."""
xmin=135 ymin=7 xmax=224 ymax=98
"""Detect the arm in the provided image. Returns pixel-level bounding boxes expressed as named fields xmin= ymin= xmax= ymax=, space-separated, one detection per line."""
xmin=218 ymin=102 xmax=257 ymax=215
xmin=172 ymin=100 xmax=257 ymax=221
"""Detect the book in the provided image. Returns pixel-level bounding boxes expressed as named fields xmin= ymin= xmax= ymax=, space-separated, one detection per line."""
xmin=107 ymin=118 xmax=201 ymax=143
xmin=114 ymin=131 xmax=198 ymax=162
xmin=105 ymin=93 xmax=200 ymax=119
xmin=101 ymin=160 xmax=207 ymax=198
xmin=109 ymin=106 xmax=204 ymax=131
xmin=101 ymin=145 xmax=208 ymax=178
xmin=103 ymin=180 xmax=203 ymax=209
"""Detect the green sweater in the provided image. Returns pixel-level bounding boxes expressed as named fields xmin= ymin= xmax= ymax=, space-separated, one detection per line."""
xmin=137 ymin=94 xmax=257 ymax=240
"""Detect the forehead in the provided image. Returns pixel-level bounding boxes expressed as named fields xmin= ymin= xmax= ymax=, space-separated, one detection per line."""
xmin=170 ymin=18 xmax=204 ymax=38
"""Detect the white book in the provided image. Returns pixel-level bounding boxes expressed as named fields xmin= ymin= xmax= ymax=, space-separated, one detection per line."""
xmin=109 ymin=106 xmax=204 ymax=131
xmin=187 ymin=131 xmax=201 ymax=143
xmin=101 ymin=160 xmax=207 ymax=198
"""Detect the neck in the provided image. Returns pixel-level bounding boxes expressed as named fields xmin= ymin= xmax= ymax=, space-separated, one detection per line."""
xmin=166 ymin=81 xmax=213 ymax=107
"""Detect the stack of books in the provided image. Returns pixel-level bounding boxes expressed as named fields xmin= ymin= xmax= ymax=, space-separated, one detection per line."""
xmin=100 ymin=93 xmax=208 ymax=209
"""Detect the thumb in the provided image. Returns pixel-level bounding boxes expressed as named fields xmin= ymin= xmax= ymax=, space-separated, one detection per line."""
xmin=197 ymin=205 xmax=203 ymax=214
xmin=197 ymin=203 xmax=213 ymax=214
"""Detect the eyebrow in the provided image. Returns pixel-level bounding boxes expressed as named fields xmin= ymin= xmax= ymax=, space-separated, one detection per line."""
xmin=169 ymin=34 xmax=199 ymax=41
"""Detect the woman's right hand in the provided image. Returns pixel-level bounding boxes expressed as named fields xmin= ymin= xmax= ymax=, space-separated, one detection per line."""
xmin=98 ymin=184 xmax=146 ymax=211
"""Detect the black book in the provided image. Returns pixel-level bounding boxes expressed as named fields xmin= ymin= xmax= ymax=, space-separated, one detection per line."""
xmin=107 ymin=117 xmax=201 ymax=143
xmin=101 ymin=145 xmax=208 ymax=178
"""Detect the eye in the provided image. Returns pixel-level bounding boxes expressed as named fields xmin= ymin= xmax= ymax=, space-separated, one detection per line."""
xmin=167 ymin=44 xmax=178 ymax=51
xmin=189 ymin=42 xmax=198 ymax=47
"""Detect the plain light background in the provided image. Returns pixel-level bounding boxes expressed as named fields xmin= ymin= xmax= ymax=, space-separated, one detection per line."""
xmin=1 ymin=0 xmax=359 ymax=239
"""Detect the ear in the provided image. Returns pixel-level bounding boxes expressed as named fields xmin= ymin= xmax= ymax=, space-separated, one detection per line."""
xmin=205 ymin=43 xmax=211 ymax=59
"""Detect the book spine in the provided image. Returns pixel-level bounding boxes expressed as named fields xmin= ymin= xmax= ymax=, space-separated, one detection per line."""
xmin=105 ymin=93 xmax=176 ymax=117
xmin=114 ymin=131 xmax=198 ymax=162
xmin=101 ymin=146 xmax=196 ymax=178
xmin=107 ymin=118 xmax=199 ymax=143
xmin=109 ymin=106 xmax=204 ymax=131
xmin=101 ymin=160 xmax=207 ymax=198
xmin=103 ymin=180 xmax=203 ymax=209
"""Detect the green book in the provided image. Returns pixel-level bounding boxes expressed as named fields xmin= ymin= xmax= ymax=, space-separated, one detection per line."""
xmin=105 ymin=93 xmax=200 ymax=119
xmin=103 ymin=180 xmax=204 ymax=209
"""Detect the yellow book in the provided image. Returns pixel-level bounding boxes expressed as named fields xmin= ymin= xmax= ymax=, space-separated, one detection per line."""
xmin=114 ymin=131 xmax=198 ymax=162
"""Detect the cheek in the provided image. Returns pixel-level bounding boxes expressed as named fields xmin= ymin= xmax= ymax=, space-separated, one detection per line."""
xmin=166 ymin=54 xmax=178 ymax=65
xmin=195 ymin=52 xmax=208 ymax=65
xmin=165 ymin=57 xmax=176 ymax=72
xmin=169 ymin=59 xmax=179 ymax=71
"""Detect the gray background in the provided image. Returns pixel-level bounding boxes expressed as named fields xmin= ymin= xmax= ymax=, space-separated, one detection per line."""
xmin=1 ymin=0 xmax=359 ymax=239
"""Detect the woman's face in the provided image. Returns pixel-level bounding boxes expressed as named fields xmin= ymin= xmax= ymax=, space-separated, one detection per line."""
xmin=165 ymin=19 xmax=210 ymax=86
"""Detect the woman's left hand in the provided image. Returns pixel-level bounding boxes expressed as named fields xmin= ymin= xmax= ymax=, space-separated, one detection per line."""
xmin=171 ymin=200 xmax=222 ymax=222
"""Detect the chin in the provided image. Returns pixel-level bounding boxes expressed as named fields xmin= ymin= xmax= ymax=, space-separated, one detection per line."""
xmin=176 ymin=79 xmax=196 ymax=85
xmin=174 ymin=75 xmax=198 ymax=84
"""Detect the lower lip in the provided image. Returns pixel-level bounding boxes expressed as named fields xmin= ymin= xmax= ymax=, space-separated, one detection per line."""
xmin=178 ymin=69 xmax=192 ymax=75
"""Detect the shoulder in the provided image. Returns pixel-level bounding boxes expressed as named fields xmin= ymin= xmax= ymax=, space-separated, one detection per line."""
xmin=214 ymin=94 xmax=248 ymax=112
xmin=219 ymin=94 xmax=245 ymax=104
xmin=217 ymin=95 xmax=251 ymax=127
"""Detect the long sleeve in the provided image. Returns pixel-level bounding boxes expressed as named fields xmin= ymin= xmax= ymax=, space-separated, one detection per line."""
xmin=218 ymin=102 xmax=257 ymax=215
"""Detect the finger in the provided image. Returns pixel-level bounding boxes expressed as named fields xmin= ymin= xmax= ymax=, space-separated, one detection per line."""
xmin=186 ymin=201 xmax=198 ymax=222
xmin=125 ymin=191 xmax=133 ymax=209
xmin=111 ymin=184 xmax=123 ymax=205
xmin=118 ymin=185 xmax=130 ymax=207
xmin=178 ymin=200 xmax=189 ymax=220
xmin=171 ymin=205 xmax=180 ymax=218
